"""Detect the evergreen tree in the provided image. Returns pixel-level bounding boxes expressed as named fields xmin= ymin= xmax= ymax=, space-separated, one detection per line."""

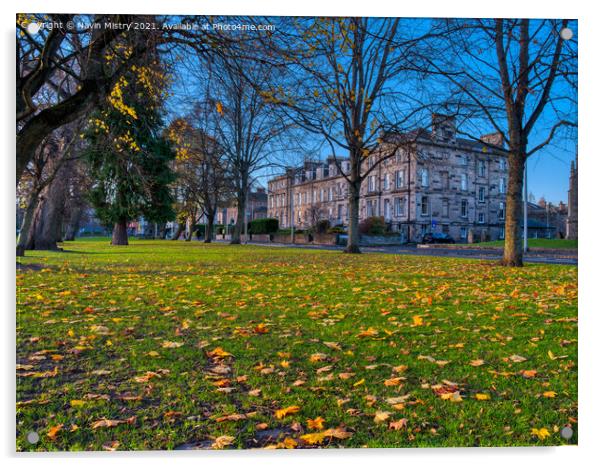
xmin=83 ymin=64 xmax=175 ymax=245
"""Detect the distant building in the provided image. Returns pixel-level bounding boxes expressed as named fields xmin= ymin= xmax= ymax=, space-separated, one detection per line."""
xmin=523 ymin=201 xmax=568 ymax=239
xmin=566 ymin=157 xmax=578 ymax=239
xmin=216 ymin=187 xmax=268 ymax=226
xmin=268 ymin=114 xmax=509 ymax=243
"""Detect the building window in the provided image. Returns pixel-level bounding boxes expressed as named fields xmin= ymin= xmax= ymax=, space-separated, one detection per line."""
xmin=384 ymin=199 xmax=391 ymax=220
xmin=320 ymin=189 xmax=324 ymax=202
xmin=499 ymin=228 xmax=505 ymax=239
xmin=460 ymin=227 xmax=467 ymax=239
xmin=478 ymin=186 xmax=485 ymax=202
xmin=368 ymin=175 xmax=376 ymax=192
xmin=442 ymin=199 xmax=449 ymax=218
xmin=441 ymin=171 xmax=449 ymax=189
xmin=499 ymin=158 xmax=507 ymax=171
xmin=498 ymin=201 xmax=505 ymax=220
xmin=328 ymin=188 xmax=333 ymax=201
xmin=383 ymin=174 xmax=390 ymax=190
xmin=395 ymin=197 xmax=405 ymax=217
xmin=478 ymin=212 xmax=485 ymax=223
xmin=395 ymin=170 xmax=405 ymax=189
xmin=461 ymin=173 xmax=468 ymax=191
xmin=337 ymin=204 xmax=343 ymax=221
xmin=421 ymin=196 xmax=429 ymax=216
xmin=478 ymin=160 xmax=486 ymax=177
xmin=442 ymin=224 xmax=450 ymax=234
xmin=421 ymin=169 xmax=429 ymax=187
xmin=499 ymin=177 xmax=506 ymax=194
xmin=461 ymin=199 xmax=468 ymax=218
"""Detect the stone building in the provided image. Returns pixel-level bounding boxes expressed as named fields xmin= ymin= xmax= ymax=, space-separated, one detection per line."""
xmin=216 ymin=187 xmax=268 ymax=226
xmin=268 ymin=114 xmax=509 ymax=243
xmin=566 ymin=157 xmax=578 ymax=239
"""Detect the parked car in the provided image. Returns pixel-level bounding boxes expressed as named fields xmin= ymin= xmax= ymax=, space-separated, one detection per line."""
xmin=421 ymin=232 xmax=455 ymax=244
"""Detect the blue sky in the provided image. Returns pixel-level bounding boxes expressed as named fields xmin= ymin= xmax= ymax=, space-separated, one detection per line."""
xmin=164 ymin=16 xmax=578 ymax=206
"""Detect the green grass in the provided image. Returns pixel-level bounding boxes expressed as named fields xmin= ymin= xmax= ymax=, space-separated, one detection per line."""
xmin=477 ymin=239 xmax=578 ymax=249
xmin=16 ymin=239 xmax=577 ymax=450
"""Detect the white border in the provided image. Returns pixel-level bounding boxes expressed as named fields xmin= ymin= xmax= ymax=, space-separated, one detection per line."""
xmin=3 ymin=1 xmax=600 ymax=465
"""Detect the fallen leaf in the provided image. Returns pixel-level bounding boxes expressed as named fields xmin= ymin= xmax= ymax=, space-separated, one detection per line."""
xmin=373 ymin=411 xmax=391 ymax=423
xmin=212 ymin=435 xmax=234 ymax=449
xmin=307 ymin=416 xmax=325 ymax=430
xmin=531 ymin=427 xmax=551 ymax=440
xmin=389 ymin=418 xmax=408 ymax=430
xmin=275 ymin=405 xmax=300 ymax=419
xmin=47 ymin=424 xmax=63 ymax=440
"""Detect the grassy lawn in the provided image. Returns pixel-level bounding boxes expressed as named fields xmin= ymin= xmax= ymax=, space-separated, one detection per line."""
xmin=16 ymin=239 xmax=577 ymax=450
xmin=477 ymin=239 xmax=578 ymax=249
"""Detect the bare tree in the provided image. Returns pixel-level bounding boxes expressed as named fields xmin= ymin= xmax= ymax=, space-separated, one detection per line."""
xmin=167 ymin=111 xmax=232 ymax=243
xmin=208 ymin=56 xmax=288 ymax=244
xmin=257 ymin=17 xmax=434 ymax=252
xmin=428 ymin=18 xmax=577 ymax=266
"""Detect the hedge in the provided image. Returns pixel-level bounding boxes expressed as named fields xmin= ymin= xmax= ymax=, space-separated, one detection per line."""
xmin=247 ymin=218 xmax=279 ymax=235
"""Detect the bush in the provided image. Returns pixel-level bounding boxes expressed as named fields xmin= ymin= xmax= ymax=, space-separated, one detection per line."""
xmin=359 ymin=216 xmax=386 ymax=235
xmin=327 ymin=226 xmax=346 ymax=234
xmin=248 ymin=218 xmax=279 ymax=235
xmin=193 ymin=224 xmax=206 ymax=239
xmin=315 ymin=219 xmax=331 ymax=234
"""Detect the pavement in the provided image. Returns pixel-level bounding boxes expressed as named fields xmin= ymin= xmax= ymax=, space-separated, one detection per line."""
xmin=219 ymin=240 xmax=577 ymax=265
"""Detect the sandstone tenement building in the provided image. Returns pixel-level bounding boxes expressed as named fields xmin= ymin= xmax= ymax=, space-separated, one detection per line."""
xmin=267 ymin=115 xmax=510 ymax=243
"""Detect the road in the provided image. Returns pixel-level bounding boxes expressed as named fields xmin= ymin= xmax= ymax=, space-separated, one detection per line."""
xmin=227 ymin=241 xmax=577 ymax=265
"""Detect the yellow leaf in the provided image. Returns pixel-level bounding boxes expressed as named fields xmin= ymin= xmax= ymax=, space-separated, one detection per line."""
xmin=357 ymin=327 xmax=378 ymax=338
xmin=353 ymin=378 xmax=365 ymax=387
xmin=162 ymin=341 xmax=183 ymax=348
xmin=212 ymin=435 xmax=234 ymax=449
xmin=300 ymin=431 xmax=326 ymax=445
xmin=373 ymin=411 xmax=391 ymax=423
xmin=542 ymin=391 xmax=557 ymax=398
xmin=275 ymin=405 xmax=300 ymax=419
xmin=384 ymin=377 xmax=404 ymax=387
xmin=412 ymin=315 xmax=424 ymax=326
xmin=475 ymin=393 xmax=490 ymax=401
xmin=215 ymin=101 xmax=224 ymax=115
xmin=207 ymin=347 xmax=232 ymax=359
xmin=47 ymin=424 xmax=63 ymax=440
xmin=70 ymin=399 xmax=85 ymax=407
xmin=440 ymin=391 xmax=463 ymax=402
xmin=306 ymin=416 xmax=325 ymax=430
xmin=469 ymin=359 xmax=485 ymax=367
xmin=531 ymin=427 xmax=551 ymax=440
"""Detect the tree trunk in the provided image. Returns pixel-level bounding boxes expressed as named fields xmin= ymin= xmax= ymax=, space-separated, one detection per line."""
xmin=345 ymin=181 xmax=362 ymax=254
xmin=16 ymin=192 xmax=41 ymax=257
xmin=63 ymin=204 xmax=83 ymax=241
xmin=501 ymin=152 xmax=525 ymax=266
xmin=111 ymin=220 xmax=129 ymax=245
xmin=27 ymin=170 xmax=68 ymax=251
xmin=185 ymin=217 xmax=193 ymax=242
xmin=171 ymin=222 xmax=184 ymax=240
xmin=231 ymin=194 xmax=246 ymax=245
xmin=205 ymin=211 xmax=214 ymax=243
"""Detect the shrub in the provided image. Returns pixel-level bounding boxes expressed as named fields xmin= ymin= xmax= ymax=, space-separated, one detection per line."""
xmin=248 ymin=218 xmax=279 ymax=235
xmin=327 ymin=226 xmax=346 ymax=234
xmin=359 ymin=216 xmax=386 ymax=235
xmin=193 ymin=224 xmax=206 ymax=239
xmin=315 ymin=219 xmax=331 ymax=234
